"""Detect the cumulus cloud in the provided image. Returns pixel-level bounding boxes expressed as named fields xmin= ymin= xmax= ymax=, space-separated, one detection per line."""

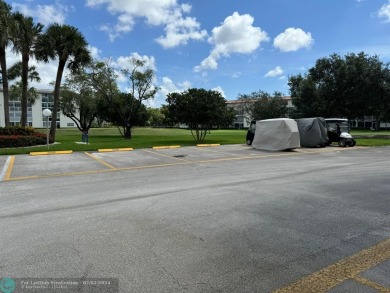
xmin=11 ymin=2 xmax=72 ymax=25
xmin=149 ymin=76 xmax=191 ymax=107
xmin=156 ymin=15 xmax=208 ymax=48
xmin=378 ymin=1 xmax=390 ymax=22
xmin=212 ymin=86 xmax=226 ymax=98
xmin=86 ymin=0 xmax=207 ymax=46
xmin=194 ymin=12 xmax=269 ymax=72
xmin=113 ymin=52 xmax=157 ymax=72
xmin=265 ymin=66 xmax=283 ymax=78
xmin=159 ymin=77 xmax=191 ymax=97
xmin=273 ymin=28 xmax=314 ymax=52
xmin=88 ymin=45 xmax=102 ymax=60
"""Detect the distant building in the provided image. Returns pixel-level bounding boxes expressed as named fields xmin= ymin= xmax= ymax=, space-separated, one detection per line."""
xmin=226 ymin=96 xmax=293 ymax=129
xmin=0 ymin=89 xmax=76 ymax=128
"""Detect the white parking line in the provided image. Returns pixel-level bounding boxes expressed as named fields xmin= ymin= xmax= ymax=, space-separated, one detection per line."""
xmin=0 ymin=156 xmax=12 ymax=182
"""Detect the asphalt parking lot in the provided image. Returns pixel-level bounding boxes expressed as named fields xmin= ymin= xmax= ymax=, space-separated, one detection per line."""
xmin=1 ymin=145 xmax=389 ymax=293
xmin=1 ymin=144 xmax=362 ymax=182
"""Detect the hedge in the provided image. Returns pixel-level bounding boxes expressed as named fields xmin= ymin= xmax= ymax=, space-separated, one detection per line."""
xmin=0 ymin=127 xmax=53 ymax=148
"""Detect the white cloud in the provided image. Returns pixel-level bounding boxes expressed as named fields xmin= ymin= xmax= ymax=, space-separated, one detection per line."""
xmin=156 ymin=15 xmax=208 ymax=48
xmin=378 ymin=1 xmax=390 ymax=22
xmin=273 ymin=28 xmax=314 ymax=52
xmin=114 ymin=52 xmax=157 ymax=71
xmin=88 ymin=45 xmax=102 ymax=60
xmin=194 ymin=12 xmax=269 ymax=72
xmin=5 ymin=48 xmax=63 ymax=89
xmin=159 ymin=76 xmax=191 ymax=97
xmin=212 ymin=86 xmax=226 ymax=98
xmin=86 ymin=0 xmax=206 ymax=46
xmin=265 ymin=66 xmax=283 ymax=78
xmin=11 ymin=2 xmax=72 ymax=25
xmin=151 ymin=76 xmax=191 ymax=107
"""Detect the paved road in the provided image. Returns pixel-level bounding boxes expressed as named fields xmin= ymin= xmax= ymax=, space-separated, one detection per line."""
xmin=0 ymin=146 xmax=389 ymax=292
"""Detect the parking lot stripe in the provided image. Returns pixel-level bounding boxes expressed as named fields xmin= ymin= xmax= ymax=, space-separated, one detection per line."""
xmin=0 ymin=156 xmax=15 ymax=181
xmin=197 ymin=144 xmax=220 ymax=147
xmin=84 ymin=152 xmax=117 ymax=170
xmin=142 ymin=149 xmax=190 ymax=162
xmin=353 ymin=275 xmax=390 ymax=292
xmin=272 ymin=237 xmax=390 ymax=293
xmin=98 ymin=148 xmax=133 ymax=152
xmin=152 ymin=145 xmax=181 ymax=149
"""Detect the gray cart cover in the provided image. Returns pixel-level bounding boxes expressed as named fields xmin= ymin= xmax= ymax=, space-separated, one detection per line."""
xmin=296 ymin=117 xmax=328 ymax=147
xmin=252 ymin=118 xmax=300 ymax=151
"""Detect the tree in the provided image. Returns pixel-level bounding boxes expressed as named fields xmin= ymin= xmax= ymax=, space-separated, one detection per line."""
xmin=88 ymin=58 xmax=158 ymax=139
xmin=166 ymin=88 xmax=235 ymax=143
xmin=35 ymin=23 xmax=91 ymax=140
xmin=7 ymin=61 xmax=41 ymax=105
xmin=120 ymin=58 xmax=159 ymax=138
xmin=0 ymin=1 xmax=16 ymax=126
xmin=12 ymin=12 xmax=43 ymax=126
xmin=238 ymin=90 xmax=288 ymax=120
xmin=289 ymin=52 xmax=390 ymax=128
xmin=59 ymin=69 xmax=100 ymax=138
xmin=98 ymin=92 xmax=148 ymax=136
xmin=147 ymin=107 xmax=165 ymax=127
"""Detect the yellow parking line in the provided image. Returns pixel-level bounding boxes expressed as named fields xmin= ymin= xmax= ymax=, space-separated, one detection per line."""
xmin=98 ymin=148 xmax=133 ymax=152
xmin=84 ymin=152 xmax=117 ymax=170
xmin=353 ymin=275 xmax=390 ymax=292
xmin=152 ymin=145 xmax=180 ymax=149
xmin=197 ymin=144 xmax=220 ymax=147
xmin=142 ymin=149 xmax=190 ymax=162
xmin=30 ymin=150 xmax=73 ymax=156
xmin=3 ymin=156 xmax=15 ymax=180
xmin=273 ymin=237 xmax=390 ymax=293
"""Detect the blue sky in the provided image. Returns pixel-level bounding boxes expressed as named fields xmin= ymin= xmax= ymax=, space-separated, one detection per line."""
xmin=5 ymin=0 xmax=390 ymax=107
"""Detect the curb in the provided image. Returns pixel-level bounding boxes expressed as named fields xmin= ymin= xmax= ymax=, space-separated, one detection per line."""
xmin=197 ymin=144 xmax=220 ymax=147
xmin=98 ymin=148 xmax=134 ymax=152
xmin=152 ymin=145 xmax=181 ymax=150
xmin=30 ymin=150 xmax=73 ymax=156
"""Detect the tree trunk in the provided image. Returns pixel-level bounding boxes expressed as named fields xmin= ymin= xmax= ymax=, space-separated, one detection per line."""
xmin=50 ymin=60 xmax=66 ymax=141
xmin=0 ymin=47 xmax=10 ymax=126
xmin=20 ymin=52 xmax=29 ymax=126
xmin=124 ymin=123 xmax=132 ymax=139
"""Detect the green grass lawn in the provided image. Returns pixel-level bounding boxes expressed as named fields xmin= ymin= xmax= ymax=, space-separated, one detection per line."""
xmin=0 ymin=127 xmax=248 ymax=155
xmin=1 ymin=127 xmax=389 ymax=156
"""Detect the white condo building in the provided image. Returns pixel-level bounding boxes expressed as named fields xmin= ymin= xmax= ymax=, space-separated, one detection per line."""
xmin=0 ymin=89 xmax=76 ymax=128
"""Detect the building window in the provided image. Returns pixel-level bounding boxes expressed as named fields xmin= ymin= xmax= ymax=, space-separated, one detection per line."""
xmin=67 ymin=123 xmax=75 ymax=127
xmin=9 ymin=100 xmax=32 ymax=126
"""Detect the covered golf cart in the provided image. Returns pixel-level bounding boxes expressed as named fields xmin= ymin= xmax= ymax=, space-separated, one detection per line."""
xmin=252 ymin=118 xmax=300 ymax=151
xmin=296 ymin=117 xmax=329 ymax=147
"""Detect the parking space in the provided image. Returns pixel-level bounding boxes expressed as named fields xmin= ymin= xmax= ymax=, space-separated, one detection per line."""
xmin=0 ymin=144 xmax=363 ymax=182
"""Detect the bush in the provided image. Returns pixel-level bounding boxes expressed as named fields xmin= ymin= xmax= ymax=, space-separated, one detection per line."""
xmin=0 ymin=126 xmax=37 ymax=135
xmin=0 ymin=127 xmax=53 ymax=148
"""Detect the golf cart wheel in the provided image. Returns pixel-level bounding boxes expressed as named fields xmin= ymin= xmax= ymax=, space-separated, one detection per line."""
xmin=246 ymin=139 xmax=252 ymax=145
xmin=351 ymin=139 xmax=356 ymax=147
xmin=338 ymin=139 xmax=346 ymax=147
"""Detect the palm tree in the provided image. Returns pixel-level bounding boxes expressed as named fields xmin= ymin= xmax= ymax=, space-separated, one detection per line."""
xmin=35 ymin=24 xmax=91 ymax=140
xmin=12 ymin=12 xmax=43 ymax=126
xmin=0 ymin=0 xmax=16 ymax=126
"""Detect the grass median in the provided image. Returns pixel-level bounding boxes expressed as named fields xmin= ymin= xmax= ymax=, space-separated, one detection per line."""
xmin=0 ymin=127 xmax=247 ymax=155
xmin=0 ymin=127 xmax=389 ymax=156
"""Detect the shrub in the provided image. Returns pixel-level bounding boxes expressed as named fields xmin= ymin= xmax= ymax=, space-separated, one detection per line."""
xmin=0 ymin=126 xmax=36 ymax=136
xmin=0 ymin=127 xmax=53 ymax=148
